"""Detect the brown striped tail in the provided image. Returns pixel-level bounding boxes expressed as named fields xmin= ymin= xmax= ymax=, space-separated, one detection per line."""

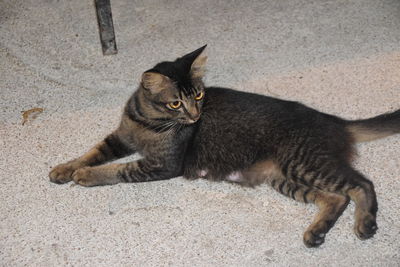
xmin=346 ymin=109 xmax=400 ymax=142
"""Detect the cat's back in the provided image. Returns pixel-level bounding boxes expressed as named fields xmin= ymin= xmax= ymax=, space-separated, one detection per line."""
xmin=202 ymin=87 xmax=314 ymax=124
xmin=203 ymin=86 xmax=343 ymax=124
xmin=184 ymin=87 xmax=348 ymax=179
xmin=186 ymin=87 xmax=302 ymax=178
xmin=204 ymin=87 xmax=285 ymax=112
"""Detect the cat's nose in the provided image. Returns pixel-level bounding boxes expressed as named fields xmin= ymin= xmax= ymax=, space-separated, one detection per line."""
xmin=189 ymin=113 xmax=201 ymax=123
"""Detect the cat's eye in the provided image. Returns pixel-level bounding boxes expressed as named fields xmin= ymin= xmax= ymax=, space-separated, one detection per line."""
xmin=195 ymin=91 xmax=204 ymax=101
xmin=167 ymin=101 xmax=182 ymax=110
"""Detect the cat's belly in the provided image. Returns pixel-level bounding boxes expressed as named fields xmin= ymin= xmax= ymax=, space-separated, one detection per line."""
xmin=196 ymin=169 xmax=245 ymax=183
xmin=194 ymin=159 xmax=282 ymax=186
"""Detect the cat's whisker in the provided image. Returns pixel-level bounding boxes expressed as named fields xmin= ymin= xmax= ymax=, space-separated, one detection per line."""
xmin=137 ymin=120 xmax=175 ymax=134
xmin=154 ymin=121 xmax=174 ymax=133
xmin=159 ymin=122 xmax=178 ymax=144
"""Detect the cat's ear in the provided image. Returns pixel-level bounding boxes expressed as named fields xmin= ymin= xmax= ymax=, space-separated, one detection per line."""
xmin=181 ymin=45 xmax=207 ymax=79
xmin=190 ymin=51 xmax=207 ymax=79
xmin=141 ymin=72 xmax=172 ymax=94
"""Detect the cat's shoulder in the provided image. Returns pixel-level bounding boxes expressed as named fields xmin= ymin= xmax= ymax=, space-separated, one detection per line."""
xmin=205 ymin=86 xmax=283 ymax=103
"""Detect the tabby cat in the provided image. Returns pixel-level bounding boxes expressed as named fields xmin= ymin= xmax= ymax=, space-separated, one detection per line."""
xmin=50 ymin=45 xmax=400 ymax=247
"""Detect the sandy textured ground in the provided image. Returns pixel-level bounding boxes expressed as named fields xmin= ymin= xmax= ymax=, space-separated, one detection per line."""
xmin=1 ymin=0 xmax=399 ymax=266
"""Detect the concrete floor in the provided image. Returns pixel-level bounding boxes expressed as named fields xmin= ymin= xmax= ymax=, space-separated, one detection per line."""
xmin=1 ymin=0 xmax=400 ymax=266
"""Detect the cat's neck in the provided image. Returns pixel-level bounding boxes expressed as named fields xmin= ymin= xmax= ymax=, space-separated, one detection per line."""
xmin=125 ymin=89 xmax=177 ymax=133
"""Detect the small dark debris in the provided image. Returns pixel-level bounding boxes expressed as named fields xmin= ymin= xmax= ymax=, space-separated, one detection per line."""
xmin=21 ymin=107 xmax=44 ymax=125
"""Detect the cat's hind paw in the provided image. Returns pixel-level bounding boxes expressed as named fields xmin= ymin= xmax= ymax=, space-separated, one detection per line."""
xmin=303 ymin=230 xmax=326 ymax=248
xmin=354 ymin=214 xmax=378 ymax=240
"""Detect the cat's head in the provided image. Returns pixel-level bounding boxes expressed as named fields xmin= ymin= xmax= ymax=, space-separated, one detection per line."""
xmin=138 ymin=45 xmax=207 ymax=125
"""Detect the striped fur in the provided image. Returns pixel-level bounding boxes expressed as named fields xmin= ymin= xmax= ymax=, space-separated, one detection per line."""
xmin=50 ymin=46 xmax=399 ymax=248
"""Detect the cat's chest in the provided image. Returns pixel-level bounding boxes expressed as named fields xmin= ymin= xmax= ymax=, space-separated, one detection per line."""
xmin=133 ymin=126 xmax=193 ymax=156
xmin=133 ymin=130 xmax=173 ymax=153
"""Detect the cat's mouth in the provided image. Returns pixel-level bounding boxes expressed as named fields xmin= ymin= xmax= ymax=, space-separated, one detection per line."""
xmin=179 ymin=117 xmax=200 ymax=125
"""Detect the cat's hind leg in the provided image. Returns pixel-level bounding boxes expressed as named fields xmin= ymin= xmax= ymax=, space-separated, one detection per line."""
xmin=302 ymin=191 xmax=349 ymax=247
xmin=268 ymin=174 xmax=349 ymax=247
xmin=49 ymin=132 xmax=134 ymax=184
xmin=243 ymin=160 xmax=349 ymax=247
xmin=336 ymin=167 xmax=378 ymax=240
xmin=285 ymin=158 xmax=378 ymax=241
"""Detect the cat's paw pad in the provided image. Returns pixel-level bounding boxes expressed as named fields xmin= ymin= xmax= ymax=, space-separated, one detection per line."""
xmin=354 ymin=215 xmax=377 ymax=240
xmin=303 ymin=230 xmax=326 ymax=248
xmin=49 ymin=163 xmax=78 ymax=184
xmin=72 ymin=168 xmax=98 ymax=187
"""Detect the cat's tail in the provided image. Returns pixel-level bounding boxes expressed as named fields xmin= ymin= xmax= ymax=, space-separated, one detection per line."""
xmin=346 ymin=109 xmax=400 ymax=143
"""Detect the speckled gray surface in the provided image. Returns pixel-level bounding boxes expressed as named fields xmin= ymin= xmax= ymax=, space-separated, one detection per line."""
xmin=1 ymin=0 xmax=399 ymax=266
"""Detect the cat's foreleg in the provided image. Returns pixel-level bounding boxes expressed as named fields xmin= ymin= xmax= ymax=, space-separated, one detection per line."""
xmin=72 ymin=159 xmax=179 ymax=186
xmin=49 ymin=132 xmax=135 ymax=184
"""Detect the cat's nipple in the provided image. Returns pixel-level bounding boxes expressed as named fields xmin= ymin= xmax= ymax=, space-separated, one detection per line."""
xmin=197 ymin=170 xmax=208 ymax=177
xmin=226 ymin=171 xmax=244 ymax=182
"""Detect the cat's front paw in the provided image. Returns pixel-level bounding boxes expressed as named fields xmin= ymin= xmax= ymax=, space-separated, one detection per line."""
xmin=72 ymin=167 xmax=99 ymax=187
xmin=49 ymin=163 xmax=79 ymax=184
xmin=72 ymin=166 xmax=121 ymax=187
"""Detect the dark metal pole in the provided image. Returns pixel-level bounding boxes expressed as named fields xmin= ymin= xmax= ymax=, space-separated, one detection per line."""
xmin=94 ymin=0 xmax=117 ymax=55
